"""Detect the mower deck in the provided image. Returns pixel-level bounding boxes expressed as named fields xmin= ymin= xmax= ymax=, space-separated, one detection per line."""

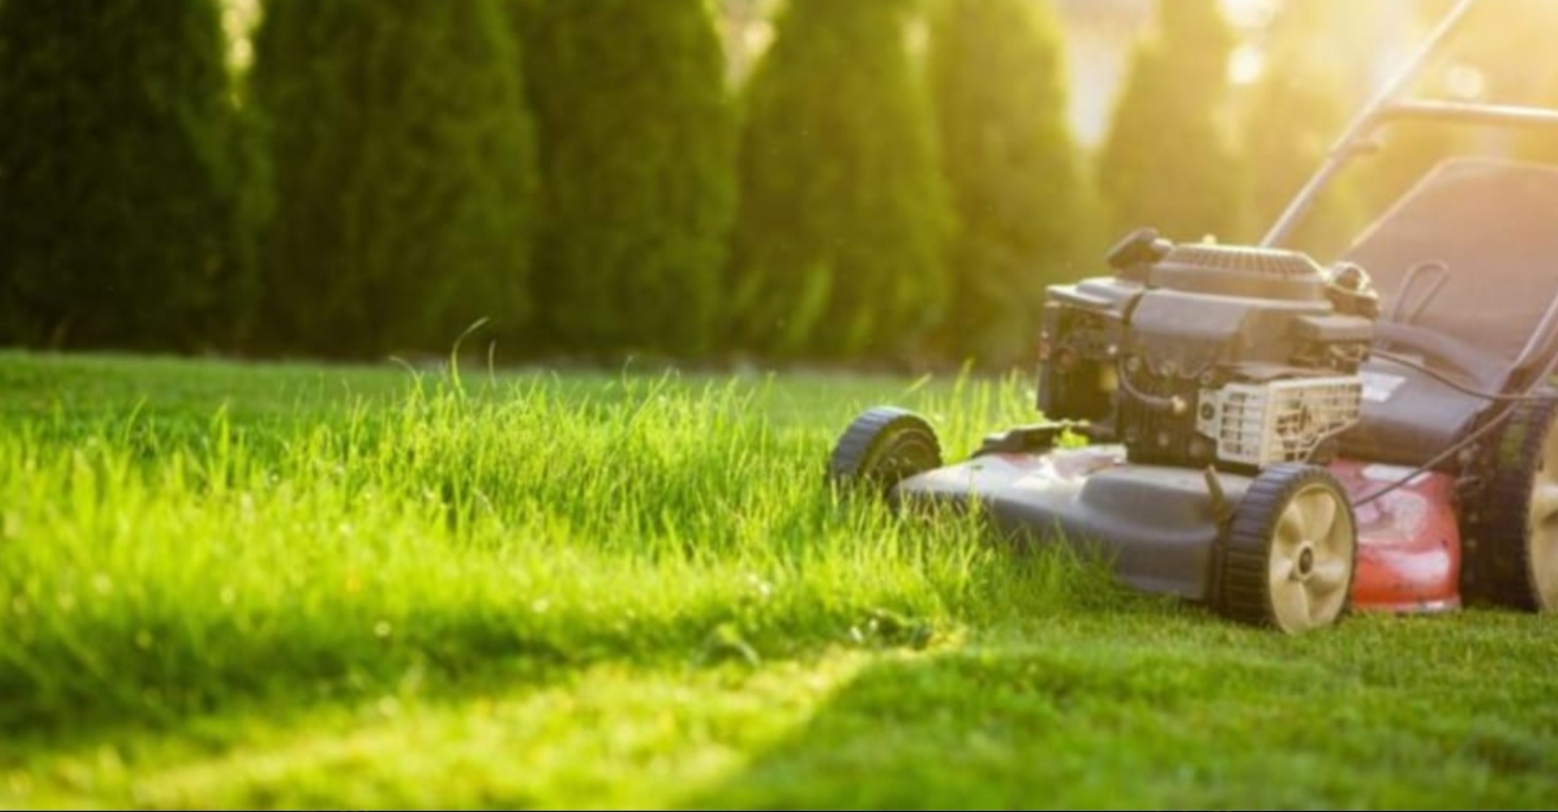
xmin=893 ymin=447 xmax=1460 ymax=614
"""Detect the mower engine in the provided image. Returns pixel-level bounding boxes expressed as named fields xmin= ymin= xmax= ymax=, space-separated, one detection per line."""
xmin=1037 ymin=230 xmax=1380 ymax=474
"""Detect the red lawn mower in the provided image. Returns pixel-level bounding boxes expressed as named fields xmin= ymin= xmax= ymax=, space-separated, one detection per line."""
xmin=828 ymin=0 xmax=1558 ymax=633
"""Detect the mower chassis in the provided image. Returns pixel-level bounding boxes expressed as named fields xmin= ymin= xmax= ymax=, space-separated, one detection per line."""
xmin=893 ymin=447 xmax=1460 ymax=614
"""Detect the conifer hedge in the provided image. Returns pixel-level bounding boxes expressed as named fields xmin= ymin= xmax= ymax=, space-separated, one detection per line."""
xmin=928 ymin=0 xmax=1086 ymax=366
xmin=520 ymin=0 xmax=736 ymax=358
xmin=250 ymin=0 xmax=538 ymax=357
xmin=730 ymin=0 xmax=951 ymax=360
xmin=1097 ymin=0 xmax=1249 ymax=245
xmin=0 ymin=0 xmax=254 ymax=351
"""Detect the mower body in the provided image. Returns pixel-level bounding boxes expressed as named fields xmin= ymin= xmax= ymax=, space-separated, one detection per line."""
xmin=838 ymin=158 xmax=1558 ymax=629
xmin=833 ymin=0 xmax=1558 ymax=630
xmin=893 ymin=448 xmax=1460 ymax=614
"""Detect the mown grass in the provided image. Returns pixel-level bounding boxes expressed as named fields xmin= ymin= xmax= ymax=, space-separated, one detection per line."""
xmin=2 ymin=349 xmax=1556 ymax=810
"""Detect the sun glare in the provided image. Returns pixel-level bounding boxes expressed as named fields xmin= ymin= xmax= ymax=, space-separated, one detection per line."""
xmin=1220 ymin=0 xmax=1280 ymax=29
xmin=1229 ymin=43 xmax=1266 ymax=86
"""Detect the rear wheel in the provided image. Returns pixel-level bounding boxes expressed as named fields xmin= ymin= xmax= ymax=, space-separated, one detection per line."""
xmin=1465 ymin=395 xmax=1558 ymax=612
xmin=828 ymin=407 xmax=942 ymax=498
xmin=1219 ymin=464 xmax=1357 ymax=633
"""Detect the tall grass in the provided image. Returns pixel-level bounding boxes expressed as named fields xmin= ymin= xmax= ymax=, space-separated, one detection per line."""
xmin=9 ymin=355 xmax=1558 ymax=809
xmin=0 ymin=365 xmax=1112 ymax=734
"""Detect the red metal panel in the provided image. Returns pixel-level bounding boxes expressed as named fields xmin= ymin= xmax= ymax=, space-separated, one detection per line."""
xmin=1328 ymin=459 xmax=1462 ymax=613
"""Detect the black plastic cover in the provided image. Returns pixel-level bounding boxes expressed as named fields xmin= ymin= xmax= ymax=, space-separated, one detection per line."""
xmin=1342 ymin=158 xmax=1558 ymax=380
xmin=1339 ymin=158 xmax=1558 ymax=466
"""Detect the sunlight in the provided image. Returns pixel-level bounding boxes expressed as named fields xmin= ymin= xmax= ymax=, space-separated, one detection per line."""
xmin=1220 ymin=0 xmax=1280 ymax=28
xmin=1444 ymin=64 xmax=1488 ymax=101
xmin=1228 ymin=42 xmax=1266 ymax=86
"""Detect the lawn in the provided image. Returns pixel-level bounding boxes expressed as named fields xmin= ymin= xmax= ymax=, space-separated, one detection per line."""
xmin=1 ymin=349 xmax=1555 ymax=810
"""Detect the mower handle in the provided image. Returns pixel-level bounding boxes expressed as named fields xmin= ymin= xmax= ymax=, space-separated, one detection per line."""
xmin=1377 ymin=100 xmax=1558 ymax=131
xmin=1261 ymin=0 xmax=1485 ymax=249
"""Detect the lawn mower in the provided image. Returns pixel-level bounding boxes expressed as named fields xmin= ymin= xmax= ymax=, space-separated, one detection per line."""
xmin=827 ymin=0 xmax=1558 ymax=633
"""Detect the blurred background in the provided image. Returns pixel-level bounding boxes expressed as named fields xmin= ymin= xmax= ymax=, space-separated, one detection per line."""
xmin=2 ymin=0 xmax=1555 ymax=371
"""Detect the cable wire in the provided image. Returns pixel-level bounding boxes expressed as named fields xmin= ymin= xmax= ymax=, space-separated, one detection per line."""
xmin=1350 ymin=402 xmax=1517 ymax=507
xmin=1368 ymin=349 xmax=1555 ymax=403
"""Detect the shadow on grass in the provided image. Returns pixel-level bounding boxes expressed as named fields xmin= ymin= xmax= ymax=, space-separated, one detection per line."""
xmin=0 ymin=585 xmax=1181 ymax=809
xmin=0 ymin=538 xmax=1148 ymax=768
xmin=0 ymin=605 xmax=836 ymax=753
xmin=13 ymin=572 xmax=1558 ymax=809
xmin=0 ymin=500 xmax=1147 ymax=745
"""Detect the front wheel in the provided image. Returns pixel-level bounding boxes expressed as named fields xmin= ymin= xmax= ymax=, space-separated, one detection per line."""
xmin=827 ymin=406 xmax=943 ymax=499
xmin=1218 ymin=463 xmax=1358 ymax=633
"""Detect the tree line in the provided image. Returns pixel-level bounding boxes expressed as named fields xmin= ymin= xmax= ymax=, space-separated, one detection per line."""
xmin=2 ymin=0 xmax=1551 ymax=369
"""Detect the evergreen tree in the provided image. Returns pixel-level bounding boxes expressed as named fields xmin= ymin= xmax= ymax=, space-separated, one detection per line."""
xmin=521 ymin=0 xmax=736 ymax=358
xmin=730 ymin=0 xmax=951 ymax=360
xmin=928 ymin=0 xmax=1086 ymax=367
xmin=0 ymin=0 xmax=253 ymax=351
xmin=250 ymin=0 xmax=537 ymax=357
xmin=1097 ymin=0 xmax=1248 ymax=245
xmin=1240 ymin=1 xmax=1369 ymax=260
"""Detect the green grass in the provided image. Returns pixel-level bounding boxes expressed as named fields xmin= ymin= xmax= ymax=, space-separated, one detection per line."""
xmin=2 ymin=349 xmax=1556 ymax=810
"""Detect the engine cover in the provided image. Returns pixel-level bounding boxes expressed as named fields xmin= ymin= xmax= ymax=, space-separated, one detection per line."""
xmin=1037 ymin=236 xmax=1378 ymax=473
xmin=1194 ymin=377 xmax=1364 ymax=469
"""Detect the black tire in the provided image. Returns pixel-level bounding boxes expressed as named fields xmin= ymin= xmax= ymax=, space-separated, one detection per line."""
xmin=1463 ymin=395 xmax=1558 ymax=612
xmin=828 ymin=406 xmax=943 ymax=498
xmin=1218 ymin=463 xmax=1357 ymax=633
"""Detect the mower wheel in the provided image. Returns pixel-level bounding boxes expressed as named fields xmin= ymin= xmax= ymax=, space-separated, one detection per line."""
xmin=1466 ymin=395 xmax=1558 ymax=612
xmin=1219 ymin=463 xmax=1357 ymax=633
xmin=828 ymin=406 xmax=942 ymax=498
